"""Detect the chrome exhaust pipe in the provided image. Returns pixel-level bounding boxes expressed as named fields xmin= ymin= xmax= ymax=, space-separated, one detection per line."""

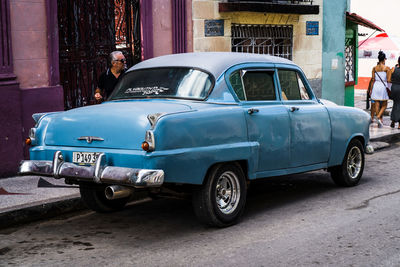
xmin=105 ymin=185 xmax=133 ymax=200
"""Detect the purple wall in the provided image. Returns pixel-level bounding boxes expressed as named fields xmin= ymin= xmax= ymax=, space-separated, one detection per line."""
xmin=46 ymin=0 xmax=60 ymax=86
xmin=0 ymin=0 xmax=64 ymax=177
xmin=0 ymin=0 xmax=23 ymax=177
xmin=141 ymin=0 xmax=154 ymax=60
xmin=0 ymin=82 xmax=23 ymax=177
xmin=0 ymin=86 xmax=64 ymax=170
xmin=20 ymin=86 xmax=64 ymax=159
xmin=0 ymin=0 xmax=13 ymax=75
xmin=152 ymin=0 xmax=173 ymax=57
xmin=16 ymin=1 xmax=64 ymax=160
xmin=172 ymin=0 xmax=187 ymax=53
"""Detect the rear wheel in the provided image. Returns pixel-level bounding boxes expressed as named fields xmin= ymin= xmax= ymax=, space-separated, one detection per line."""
xmin=79 ymin=184 xmax=129 ymax=213
xmin=192 ymin=163 xmax=247 ymax=227
xmin=330 ymin=139 xmax=364 ymax=187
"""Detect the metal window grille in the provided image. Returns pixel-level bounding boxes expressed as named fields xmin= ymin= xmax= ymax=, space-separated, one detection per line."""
xmin=231 ymin=24 xmax=293 ymax=60
xmin=345 ymin=38 xmax=355 ymax=83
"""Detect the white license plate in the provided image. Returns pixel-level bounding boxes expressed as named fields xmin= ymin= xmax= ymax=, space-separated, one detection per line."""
xmin=72 ymin=152 xmax=100 ymax=165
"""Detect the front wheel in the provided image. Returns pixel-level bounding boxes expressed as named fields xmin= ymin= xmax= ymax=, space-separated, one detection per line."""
xmin=79 ymin=184 xmax=129 ymax=213
xmin=192 ymin=163 xmax=247 ymax=227
xmin=330 ymin=139 xmax=365 ymax=187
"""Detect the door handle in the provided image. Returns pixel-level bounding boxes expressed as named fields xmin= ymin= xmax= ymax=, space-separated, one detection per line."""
xmin=290 ymin=107 xmax=299 ymax=112
xmin=247 ymin=108 xmax=259 ymax=115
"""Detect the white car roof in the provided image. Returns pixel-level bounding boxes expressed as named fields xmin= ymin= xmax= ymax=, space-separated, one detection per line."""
xmin=128 ymin=52 xmax=295 ymax=78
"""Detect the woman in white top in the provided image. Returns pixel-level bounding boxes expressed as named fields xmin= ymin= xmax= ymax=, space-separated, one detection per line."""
xmin=369 ymin=51 xmax=391 ymax=127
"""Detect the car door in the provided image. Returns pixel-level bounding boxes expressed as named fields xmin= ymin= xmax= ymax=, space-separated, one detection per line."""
xmin=228 ymin=68 xmax=290 ymax=173
xmin=277 ymin=68 xmax=331 ymax=168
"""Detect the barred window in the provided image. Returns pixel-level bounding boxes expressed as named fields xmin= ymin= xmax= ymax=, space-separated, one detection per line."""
xmin=231 ymin=24 xmax=293 ymax=60
xmin=345 ymin=38 xmax=355 ymax=83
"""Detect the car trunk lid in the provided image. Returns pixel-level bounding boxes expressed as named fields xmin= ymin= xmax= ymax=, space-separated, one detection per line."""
xmin=44 ymin=101 xmax=192 ymax=150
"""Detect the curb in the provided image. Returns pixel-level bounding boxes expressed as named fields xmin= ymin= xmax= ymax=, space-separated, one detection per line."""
xmin=368 ymin=130 xmax=400 ymax=153
xmin=0 ymin=197 xmax=86 ymax=229
xmin=368 ymin=141 xmax=390 ymax=152
xmin=370 ymin=131 xmax=400 ymax=144
xmin=0 ymin=190 xmax=151 ymax=229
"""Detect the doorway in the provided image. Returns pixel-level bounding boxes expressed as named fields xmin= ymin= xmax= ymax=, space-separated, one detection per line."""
xmin=57 ymin=0 xmax=141 ymax=109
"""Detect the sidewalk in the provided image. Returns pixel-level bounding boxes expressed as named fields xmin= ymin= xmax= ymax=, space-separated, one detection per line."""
xmin=0 ymin=176 xmax=83 ymax=228
xmin=355 ymin=89 xmax=400 ymax=148
xmin=1 ymin=92 xmax=400 ymax=229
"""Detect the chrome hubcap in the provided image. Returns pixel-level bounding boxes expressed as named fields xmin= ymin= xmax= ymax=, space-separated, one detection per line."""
xmin=347 ymin=146 xmax=362 ymax=179
xmin=215 ymin=171 xmax=240 ymax=215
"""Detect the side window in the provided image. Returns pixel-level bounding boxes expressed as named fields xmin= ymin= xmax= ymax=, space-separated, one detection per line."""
xmin=229 ymin=70 xmax=276 ymax=101
xmin=297 ymin=75 xmax=310 ymax=100
xmin=242 ymin=71 xmax=276 ymax=101
xmin=229 ymin=71 xmax=245 ymax=101
xmin=278 ymin=70 xmax=310 ymax=100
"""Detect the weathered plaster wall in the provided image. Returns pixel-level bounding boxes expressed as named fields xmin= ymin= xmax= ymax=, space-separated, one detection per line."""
xmin=8 ymin=0 xmax=64 ymax=164
xmin=322 ymin=0 xmax=347 ymax=104
xmin=9 ymin=0 xmax=49 ymax=88
xmin=152 ymin=0 xmax=193 ymax=56
xmin=153 ymin=0 xmax=173 ymax=57
xmin=192 ymin=0 xmax=231 ymax=52
xmin=192 ymin=0 xmax=323 ymax=96
xmin=186 ymin=0 xmax=193 ymax=52
xmin=293 ymin=0 xmax=323 ymax=96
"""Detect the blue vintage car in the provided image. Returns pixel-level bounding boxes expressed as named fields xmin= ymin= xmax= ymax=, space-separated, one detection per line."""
xmin=20 ymin=52 xmax=370 ymax=227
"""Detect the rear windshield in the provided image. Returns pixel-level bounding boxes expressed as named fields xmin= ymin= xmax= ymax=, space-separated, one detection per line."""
xmin=109 ymin=67 xmax=214 ymax=100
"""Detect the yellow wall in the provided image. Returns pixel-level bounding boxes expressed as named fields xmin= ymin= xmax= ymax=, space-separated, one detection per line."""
xmin=192 ymin=0 xmax=323 ymax=81
xmin=294 ymin=1 xmax=323 ymax=81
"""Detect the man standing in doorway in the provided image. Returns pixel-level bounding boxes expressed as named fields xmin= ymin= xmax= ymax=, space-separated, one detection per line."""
xmin=94 ymin=51 xmax=126 ymax=103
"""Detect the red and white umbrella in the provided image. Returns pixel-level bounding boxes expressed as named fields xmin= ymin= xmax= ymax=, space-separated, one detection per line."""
xmin=359 ymin=33 xmax=400 ymax=59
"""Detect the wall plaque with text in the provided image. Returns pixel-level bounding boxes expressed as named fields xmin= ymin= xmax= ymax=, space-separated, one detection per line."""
xmin=205 ymin=20 xmax=224 ymax=37
xmin=306 ymin=21 xmax=319 ymax=35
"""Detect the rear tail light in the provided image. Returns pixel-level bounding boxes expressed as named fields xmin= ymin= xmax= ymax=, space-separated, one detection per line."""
xmin=28 ymin=128 xmax=37 ymax=145
xmin=142 ymin=130 xmax=155 ymax=151
xmin=142 ymin=141 xmax=150 ymax=151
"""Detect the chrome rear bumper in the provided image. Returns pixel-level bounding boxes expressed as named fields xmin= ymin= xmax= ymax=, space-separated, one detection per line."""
xmin=19 ymin=151 xmax=164 ymax=188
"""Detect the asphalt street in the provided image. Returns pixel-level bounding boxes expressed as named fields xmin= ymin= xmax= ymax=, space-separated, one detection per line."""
xmin=1 ymin=142 xmax=400 ymax=266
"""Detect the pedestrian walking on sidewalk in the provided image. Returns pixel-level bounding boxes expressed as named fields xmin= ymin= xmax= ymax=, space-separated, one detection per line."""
xmin=369 ymin=51 xmax=391 ymax=127
xmin=390 ymin=56 xmax=400 ymax=129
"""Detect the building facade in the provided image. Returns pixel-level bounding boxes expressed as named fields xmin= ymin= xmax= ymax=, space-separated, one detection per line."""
xmin=192 ymin=0 xmax=324 ymax=97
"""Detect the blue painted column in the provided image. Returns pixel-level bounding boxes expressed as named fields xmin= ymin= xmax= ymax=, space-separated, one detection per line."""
xmin=322 ymin=0 xmax=347 ymax=105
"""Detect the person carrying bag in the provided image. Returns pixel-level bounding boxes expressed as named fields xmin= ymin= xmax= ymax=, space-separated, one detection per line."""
xmin=375 ymin=70 xmax=392 ymax=99
xmin=370 ymin=51 xmax=391 ymax=127
xmin=366 ymin=78 xmax=373 ymax=110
